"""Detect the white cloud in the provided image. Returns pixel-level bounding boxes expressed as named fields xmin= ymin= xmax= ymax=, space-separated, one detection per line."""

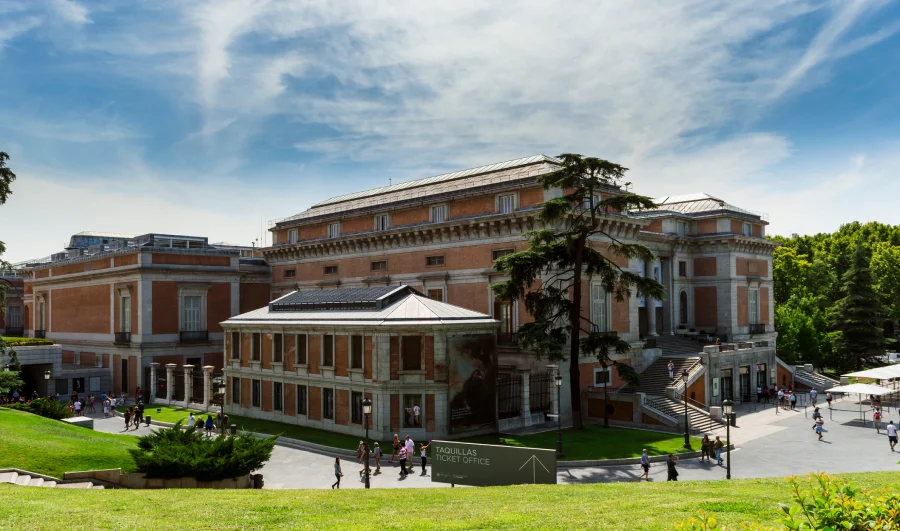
xmin=48 ymin=0 xmax=90 ymax=25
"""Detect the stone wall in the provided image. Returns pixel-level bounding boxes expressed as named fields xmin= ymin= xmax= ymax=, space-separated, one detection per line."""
xmin=64 ymin=468 xmax=252 ymax=489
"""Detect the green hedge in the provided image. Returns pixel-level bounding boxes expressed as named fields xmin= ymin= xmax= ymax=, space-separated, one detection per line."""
xmin=5 ymin=398 xmax=73 ymax=420
xmin=2 ymin=336 xmax=54 ymax=346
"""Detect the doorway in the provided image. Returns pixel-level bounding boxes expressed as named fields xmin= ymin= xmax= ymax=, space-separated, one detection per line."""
xmin=739 ymin=366 xmax=751 ymax=401
xmin=720 ymin=368 xmax=733 ymax=400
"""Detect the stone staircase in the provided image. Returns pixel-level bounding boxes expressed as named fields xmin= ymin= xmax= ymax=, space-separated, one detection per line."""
xmin=626 ymin=356 xmax=702 ymax=395
xmin=793 ymin=367 xmax=839 ymax=392
xmin=0 ymin=469 xmax=106 ymax=489
xmin=643 ymin=395 xmax=724 ymax=434
xmin=653 ymin=335 xmax=707 ymax=356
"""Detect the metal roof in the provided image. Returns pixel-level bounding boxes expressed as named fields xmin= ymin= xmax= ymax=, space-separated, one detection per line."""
xmin=71 ymin=231 xmax=137 ymax=239
xmin=631 ymin=193 xmax=768 ymax=221
xmin=270 ymin=285 xmax=409 ymax=311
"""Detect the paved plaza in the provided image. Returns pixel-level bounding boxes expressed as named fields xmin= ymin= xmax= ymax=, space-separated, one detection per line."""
xmin=90 ymin=396 xmax=900 ymax=489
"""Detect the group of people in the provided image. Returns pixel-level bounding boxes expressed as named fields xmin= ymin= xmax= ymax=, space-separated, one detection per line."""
xmin=122 ymin=402 xmax=145 ymax=430
xmin=331 ymin=434 xmax=432 ymax=489
xmin=639 ymin=449 xmax=683 ymax=482
xmin=186 ymin=412 xmax=224 ymax=435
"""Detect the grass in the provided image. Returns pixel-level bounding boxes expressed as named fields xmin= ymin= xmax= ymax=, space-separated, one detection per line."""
xmin=1 ymin=336 xmax=54 ymax=346
xmin=462 ymin=425 xmax=704 ymax=460
xmin=0 ymin=408 xmax=137 ymax=478
xmin=0 ymin=472 xmax=897 ymax=530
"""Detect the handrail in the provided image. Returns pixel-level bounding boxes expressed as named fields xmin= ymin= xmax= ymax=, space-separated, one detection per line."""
xmin=677 ymin=393 xmax=710 ymax=412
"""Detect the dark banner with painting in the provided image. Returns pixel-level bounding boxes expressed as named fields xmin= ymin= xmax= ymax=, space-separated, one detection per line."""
xmin=448 ymin=334 xmax=497 ymax=434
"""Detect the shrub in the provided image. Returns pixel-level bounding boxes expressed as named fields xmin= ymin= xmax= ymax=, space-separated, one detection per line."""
xmin=129 ymin=421 xmax=275 ymax=482
xmin=6 ymin=398 xmax=73 ymax=420
xmin=2 ymin=337 xmax=54 ymax=347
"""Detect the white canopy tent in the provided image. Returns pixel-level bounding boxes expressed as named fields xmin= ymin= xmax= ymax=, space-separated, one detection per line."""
xmin=842 ymin=365 xmax=900 ymax=380
xmin=826 ymin=383 xmax=896 ymax=420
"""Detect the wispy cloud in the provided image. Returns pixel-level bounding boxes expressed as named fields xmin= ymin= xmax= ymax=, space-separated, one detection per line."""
xmin=48 ymin=0 xmax=90 ymax=25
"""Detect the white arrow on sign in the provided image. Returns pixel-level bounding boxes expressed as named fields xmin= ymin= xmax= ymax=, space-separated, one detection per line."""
xmin=519 ymin=454 xmax=550 ymax=484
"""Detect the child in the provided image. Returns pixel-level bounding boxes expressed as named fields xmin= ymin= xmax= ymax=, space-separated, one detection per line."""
xmin=332 ymin=457 xmax=343 ymax=489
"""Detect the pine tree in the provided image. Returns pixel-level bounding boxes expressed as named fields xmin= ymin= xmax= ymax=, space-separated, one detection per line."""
xmin=829 ymin=239 xmax=886 ymax=371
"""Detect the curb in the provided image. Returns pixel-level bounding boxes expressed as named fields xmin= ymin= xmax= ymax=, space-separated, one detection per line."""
xmin=556 ymin=444 xmax=736 ymax=468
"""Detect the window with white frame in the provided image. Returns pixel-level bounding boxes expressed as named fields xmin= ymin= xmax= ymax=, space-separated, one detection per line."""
xmin=322 ymin=334 xmax=334 ymax=366
xmin=288 ymin=229 xmax=298 ymax=244
xmin=251 ymin=333 xmax=262 ymax=362
xmin=351 ymin=391 xmax=363 ymax=424
xmin=273 ymin=333 xmax=283 ymax=363
xmin=120 ymin=294 xmax=131 ymax=332
xmin=350 ymin=335 xmax=363 ymax=369
xmin=425 ymin=255 xmax=444 ymax=267
xmin=38 ymin=299 xmax=45 ymax=330
xmin=328 ymin=222 xmax=341 ymax=238
xmin=252 ymin=379 xmax=261 ymax=408
xmin=182 ymin=296 xmax=202 ymax=331
xmin=370 ymin=260 xmax=387 ymax=272
xmin=296 ymin=334 xmax=307 ymax=365
xmin=749 ymin=288 xmax=760 ymax=325
xmin=323 ymin=388 xmax=335 ymax=420
xmin=497 ymin=193 xmax=516 ymax=214
xmin=593 ymin=367 xmax=611 ymax=387
xmin=6 ymin=305 xmax=21 ymax=328
xmin=426 ymin=288 xmax=444 ymax=302
xmin=375 ymin=214 xmax=390 ymax=231
xmin=273 ymin=382 xmax=283 ymax=411
xmin=230 ymin=332 xmax=241 ymax=359
xmin=743 ymin=222 xmax=752 ymax=237
xmin=232 ymin=377 xmax=241 ymax=405
xmin=676 ymin=221 xmax=687 ymax=236
xmin=590 ymin=284 xmax=610 ymax=332
xmin=431 ymin=205 xmax=448 ymax=223
xmin=297 ymin=384 xmax=307 ymax=415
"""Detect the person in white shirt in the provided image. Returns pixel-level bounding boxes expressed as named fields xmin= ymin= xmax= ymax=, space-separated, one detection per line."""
xmin=886 ymin=420 xmax=898 ymax=451
xmin=810 ymin=389 xmax=818 ymax=406
xmin=187 ymin=413 xmax=196 ymax=428
xmin=73 ymin=400 xmax=82 ymax=416
xmin=404 ymin=436 xmax=415 ymax=472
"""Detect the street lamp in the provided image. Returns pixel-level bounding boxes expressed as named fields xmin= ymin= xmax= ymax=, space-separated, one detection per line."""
xmin=554 ymin=374 xmax=564 ymax=459
xmin=362 ymin=397 xmax=372 ymax=489
xmin=682 ymin=369 xmax=691 ymax=450
xmin=44 ymin=370 xmax=51 ymax=380
xmin=722 ymin=399 xmax=733 ymax=480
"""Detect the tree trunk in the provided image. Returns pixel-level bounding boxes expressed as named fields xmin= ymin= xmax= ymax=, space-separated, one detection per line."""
xmin=569 ymin=233 xmax=586 ymax=430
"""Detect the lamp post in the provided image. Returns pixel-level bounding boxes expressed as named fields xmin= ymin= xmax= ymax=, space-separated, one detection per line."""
xmin=682 ymin=369 xmax=691 ymax=449
xmin=554 ymin=374 xmax=564 ymax=459
xmin=723 ymin=399 xmax=733 ymax=480
xmin=362 ymin=397 xmax=372 ymax=489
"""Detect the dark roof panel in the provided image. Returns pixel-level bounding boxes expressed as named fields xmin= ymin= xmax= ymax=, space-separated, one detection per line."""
xmin=270 ymin=285 xmax=414 ymax=312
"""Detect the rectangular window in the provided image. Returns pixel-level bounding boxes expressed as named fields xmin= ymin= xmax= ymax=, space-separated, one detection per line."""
xmin=324 ymin=265 xmax=338 ymax=275
xmin=401 ymin=336 xmax=422 ymax=371
xmin=328 ymin=222 xmax=341 ymax=238
xmin=273 ymin=382 xmax=283 ymax=411
xmin=297 ymin=385 xmax=307 ymax=415
xmin=350 ymin=335 xmax=363 ymax=369
xmin=6 ymin=305 xmax=22 ymax=327
xmin=284 ymin=269 xmax=296 ymax=278
xmin=273 ymin=333 xmax=283 ymax=363
xmin=743 ymin=223 xmax=752 ymax=237
xmin=497 ymin=194 xmax=516 ymax=214
xmin=593 ymin=367 xmax=611 ymax=387
xmin=492 ymin=248 xmax=514 ymax=261
xmin=403 ymin=394 xmax=423 ymax=428
xmin=182 ymin=295 xmax=202 ymax=331
xmin=38 ymin=300 xmax=45 ymax=329
xmin=676 ymin=221 xmax=686 ymax=236
xmin=351 ymin=391 xmax=363 ymax=424
xmin=678 ymin=261 xmax=687 ymax=277
xmin=252 ymin=380 xmax=261 ymax=408
xmin=749 ymin=289 xmax=760 ymax=325
xmin=425 ymin=255 xmax=444 ymax=267
xmin=375 ymin=214 xmax=390 ymax=231
xmin=427 ymin=288 xmax=444 ymax=302
xmin=431 ymin=205 xmax=448 ymax=223
xmin=296 ymin=334 xmax=307 ymax=365
xmin=288 ymin=229 xmax=298 ymax=244
xmin=251 ymin=333 xmax=261 ymax=361
xmin=121 ymin=295 xmax=131 ymax=332
xmin=323 ymin=388 xmax=334 ymax=420
xmin=370 ymin=260 xmax=387 ymax=272
xmin=322 ymin=335 xmax=334 ymax=366
xmin=232 ymin=377 xmax=241 ymax=405
xmin=591 ymin=284 xmax=609 ymax=332
xmin=230 ymin=332 xmax=241 ymax=359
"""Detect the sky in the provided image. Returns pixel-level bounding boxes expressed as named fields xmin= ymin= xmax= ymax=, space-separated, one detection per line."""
xmin=1 ymin=0 xmax=900 ymax=263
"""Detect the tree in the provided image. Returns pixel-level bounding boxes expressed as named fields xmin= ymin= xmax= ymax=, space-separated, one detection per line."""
xmin=492 ymin=154 xmax=664 ymax=429
xmin=0 ymin=151 xmax=17 ymax=389
xmin=829 ymin=239 xmax=886 ymax=371
xmin=871 ymin=242 xmax=900 ymax=325
xmin=0 ymin=371 xmax=24 ymax=395
xmin=0 ymin=152 xmax=15 ymax=206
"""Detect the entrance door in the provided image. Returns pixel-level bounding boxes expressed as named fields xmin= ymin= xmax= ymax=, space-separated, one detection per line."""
xmin=739 ymin=366 xmax=751 ymax=401
xmin=721 ymin=369 xmax=733 ymax=400
xmin=494 ymin=299 xmax=514 ymax=345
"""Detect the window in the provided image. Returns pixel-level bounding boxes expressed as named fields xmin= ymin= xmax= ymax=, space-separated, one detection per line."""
xmin=296 ymin=334 xmax=307 ymax=365
xmin=425 ymin=255 xmax=444 ymax=267
xmin=288 ymin=229 xmax=298 ymax=244
xmin=252 ymin=380 xmax=261 ymax=408
xmin=230 ymin=332 xmax=241 ymax=359
xmin=590 ymin=284 xmax=610 ymax=332
xmin=297 ymin=385 xmax=307 ymax=415
xmin=182 ymin=296 xmax=202 ymax=332
xmin=431 ymin=205 xmax=448 ymax=223
xmin=497 ymin=193 xmax=516 ymax=214
xmin=375 ymin=214 xmax=390 ymax=231
xmin=370 ymin=260 xmax=387 ymax=272
xmin=6 ymin=305 xmax=21 ymax=327
xmin=73 ymin=378 xmax=85 ymax=394
xmin=427 ymin=288 xmax=444 ymax=302
xmin=743 ymin=223 xmax=752 ymax=237
xmin=284 ymin=269 xmax=296 ymax=278
xmin=403 ymin=395 xmax=423 ymax=428
xmin=251 ymin=333 xmax=262 ymax=362
xmin=38 ymin=299 xmax=45 ymax=329
xmin=324 ymin=265 xmax=338 ymax=275
xmin=120 ymin=295 xmax=131 ymax=332
xmin=679 ymin=291 xmax=688 ymax=325
xmin=749 ymin=289 xmax=760 ymax=325
xmin=678 ymin=261 xmax=687 ymax=277
xmin=328 ymin=222 xmax=341 ymax=238
xmin=323 ymin=388 xmax=335 ymax=420
xmin=401 ymin=336 xmax=422 ymax=371
xmin=273 ymin=333 xmax=283 ymax=363
xmin=676 ymin=221 xmax=686 ymax=236
xmin=351 ymin=335 xmax=363 ymax=369
xmin=273 ymin=382 xmax=283 ymax=411
xmin=351 ymin=391 xmax=363 ymax=424
xmin=232 ymin=377 xmax=241 ymax=405
xmin=492 ymin=248 xmax=514 ymax=261
xmin=89 ymin=376 xmax=101 ymax=393
xmin=593 ymin=367 xmax=611 ymax=387
xmin=322 ymin=335 xmax=334 ymax=366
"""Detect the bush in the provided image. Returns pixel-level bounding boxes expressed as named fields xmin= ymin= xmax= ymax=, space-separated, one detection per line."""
xmin=129 ymin=421 xmax=275 ymax=482
xmin=5 ymin=398 xmax=73 ymax=420
xmin=674 ymin=473 xmax=900 ymax=530
xmin=2 ymin=337 xmax=54 ymax=347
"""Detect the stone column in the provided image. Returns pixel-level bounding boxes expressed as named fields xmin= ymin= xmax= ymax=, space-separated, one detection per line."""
xmin=165 ymin=363 xmax=176 ymax=403
xmin=520 ymin=371 xmax=531 ymax=425
xmin=202 ymin=365 xmax=214 ymax=410
xmin=183 ymin=365 xmax=194 ymax=407
xmin=149 ymin=363 xmax=159 ymax=401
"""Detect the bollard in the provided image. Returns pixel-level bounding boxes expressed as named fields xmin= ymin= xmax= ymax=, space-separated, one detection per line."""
xmin=145 ymin=415 xmax=152 ymax=426
xmin=252 ymin=473 xmax=264 ymax=489
xmin=229 ymin=424 xmax=237 ymax=435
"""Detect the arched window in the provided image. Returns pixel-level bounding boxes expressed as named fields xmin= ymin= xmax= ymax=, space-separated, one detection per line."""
xmin=679 ymin=291 xmax=688 ymax=325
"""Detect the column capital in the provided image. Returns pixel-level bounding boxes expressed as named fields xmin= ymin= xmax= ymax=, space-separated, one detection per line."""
xmin=149 ymin=362 xmax=160 ymax=368
xmin=183 ymin=364 xmax=195 ymax=370
xmin=202 ymin=365 xmax=215 ymax=373
xmin=165 ymin=363 xmax=177 ymax=369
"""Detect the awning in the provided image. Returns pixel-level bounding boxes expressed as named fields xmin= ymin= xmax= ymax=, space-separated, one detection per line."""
xmin=843 ymin=365 xmax=900 ymax=379
xmin=825 ymin=383 xmax=895 ymax=395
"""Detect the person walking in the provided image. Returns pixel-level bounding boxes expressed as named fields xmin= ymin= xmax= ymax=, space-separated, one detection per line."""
xmin=756 ymin=386 xmax=762 ymax=403
xmin=814 ymin=416 xmax=825 ymax=441
xmin=700 ymin=435 xmax=711 ymax=462
xmin=332 ymin=457 xmax=343 ymax=489
xmin=874 ymin=408 xmax=883 ymax=433
xmin=187 ymin=413 xmax=196 ymax=429
xmin=714 ymin=436 xmax=724 ymax=465
xmin=640 ymin=449 xmax=650 ymax=481
xmin=667 ymin=360 xmax=675 ymax=380
xmin=389 ymin=434 xmax=400 ymax=463
xmin=137 ymin=402 xmax=145 ymax=425
xmin=666 ymin=454 xmax=679 ymax=481
xmin=124 ymin=407 xmax=132 ymax=430
xmin=373 ymin=442 xmax=382 ymax=474
xmin=810 ymin=389 xmax=818 ymax=407
xmin=886 ymin=420 xmax=897 ymax=451
xmin=419 ymin=441 xmax=431 ymax=475
xmin=790 ymin=392 xmax=797 ymax=411
xmin=777 ymin=389 xmax=785 ymax=409
xmin=398 ymin=445 xmax=408 ymax=478
xmin=826 ymin=391 xmax=833 ymax=409
xmin=405 ymin=435 xmax=416 ymax=472
xmin=73 ymin=398 xmax=82 ymax=417
xmin=205 ymin=415 xmax=214 ymax=435
xmin=359 ymin=442 xmax=370 ymax=478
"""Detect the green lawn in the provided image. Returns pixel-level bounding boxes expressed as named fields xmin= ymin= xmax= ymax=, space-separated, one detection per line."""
xmin=0 ymin=409 xmax=137 ymax=478
xmin=463 ymin=425 xmax=704 ymax=460
xmin=0 ymin=472 xmax=897 ymax=530
xmin=121 ymin=403 xmax=201 ymax=424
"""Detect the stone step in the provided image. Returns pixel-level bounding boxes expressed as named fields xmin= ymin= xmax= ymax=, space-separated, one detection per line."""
xmin=41 ymin=481 xmax=57 ymax=488
xmin=0 ymin=472 xmax=18 ymax=484
xmin=56 ymin=482 xmax=95 ymax=489
xmin=15 ymin=475 xmax=32 ymax=486
xmin=91 ymin=485 xmax=106 ymax=490
xmin=28 ymin=477 xmax=44 ymax=487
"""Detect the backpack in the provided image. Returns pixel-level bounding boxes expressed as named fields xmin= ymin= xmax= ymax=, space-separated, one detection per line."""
xmin=874 ymin=411 xmax=881 ymax=420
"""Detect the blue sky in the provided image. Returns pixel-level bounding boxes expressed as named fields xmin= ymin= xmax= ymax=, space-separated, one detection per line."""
xmin=1 ymin=0 xmax=900 ymax=262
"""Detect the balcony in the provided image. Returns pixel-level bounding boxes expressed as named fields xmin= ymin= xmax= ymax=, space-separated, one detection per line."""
xmin=4 ymin=326 xmax=23 ymax=337
xmin=34 ymin=329 xmax=46 ymax=339
xmin=114 ymin=332 xmax=131 ymax=344
xmin=180 ymin=330 xmax=209 ymax=343
xmin=749 ymin=323 xmax=766 ymax=335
